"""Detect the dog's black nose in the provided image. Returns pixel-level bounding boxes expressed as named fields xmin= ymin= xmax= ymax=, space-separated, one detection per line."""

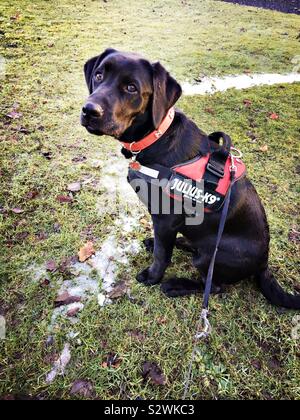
xmin=82 ymin=102 xmax=103 ymax=118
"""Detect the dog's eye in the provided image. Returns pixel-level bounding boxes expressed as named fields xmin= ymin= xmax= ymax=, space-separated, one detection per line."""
xmin=125 ymin=84 xmax=137 ymax=93
xmin=95 ymin=72 xmax=103 ymax=82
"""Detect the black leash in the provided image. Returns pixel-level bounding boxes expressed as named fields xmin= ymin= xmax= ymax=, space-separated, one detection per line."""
xmin=183 ymin=162 xmax=236 ymax=399
xmin=126 ymin=129 xmax=240 ymax=398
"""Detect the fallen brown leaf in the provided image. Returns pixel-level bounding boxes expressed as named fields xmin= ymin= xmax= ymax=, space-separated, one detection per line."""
xmin=46 ymin=260 xmax=57 ymax=273
xmin=157 ymin=316 xmax=167 ymax=325
xmin=288 ymin=228 xmax=300 ymax=244
xmin=267 ymin=357 xmax=281 ymax=371
xmin=67 ymin=307 xmax=81 ymax=317
xmin=72 ymin=155 xmax=87 ymax=163
xmin=140 ymin=218 xmax=151 ymax=229
xmin=102 ymin=353 xmax=122 ymax=369
xmin=36 ymin=231 xmax=48 ymax=241
xmin=78 ymin=241 xmax=95 ymax=262
xmin=40 ymin=279 xmax=50 ymax=288
xmin=25 ymin=190 xmax=39 ymax=200
xmin=127 ymin=330 xmax=146 ymax=341
xmin=56 ymin=195 xmax=73 ymax=203
xmin=11 ymin=208 xmax=24 ymax=214
xmin=70 ymin=380 xmax=94 ymax=398
xmin=251 ymin=359 xmax=262 ymax=370
xmin=204 ymin=107 xmax=215 ymax=114
xmin=243 ymin=99 xmax=252 ymax=107
xmin=67 ymin=182 xmax=81 ymax=193
xmin=59 ymin=255 xmax=78 ymax=274
xmin=54 ymin=292 xmax=81 ymax=307
xmin=142 ymin=362 xmax=166 ymax=386
xmin=15 ymin=231 xmax=29 ymax=242
xmin=10 ymin=13 xmax=21 ymax=20
xmin=108 ymin=281 xmax=128 ymax=299
xmin=6 ymin=110 xmax=23 ymax=119
xmin=53 ymin=223 xmax=61 ymax=233
xmin=259 ymin=145 xmax=268 ymax=153
xmin=294 ymin=283 xmax=300 ymax=293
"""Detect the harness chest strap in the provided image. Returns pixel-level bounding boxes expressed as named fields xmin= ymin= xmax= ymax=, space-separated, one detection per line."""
xmin=128 ymin=152 xmax=246 ymax=212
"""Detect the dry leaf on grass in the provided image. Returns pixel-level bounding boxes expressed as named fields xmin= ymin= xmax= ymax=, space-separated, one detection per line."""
xmin=67 ymin=182 xmax=81 ymax=193
xmin=11 ymin=208 xmax=24 ymax=214
xmin=204 ymin=107 xmax=215 ymax=114
xmin=70 ymin=380 xmax=94 ymax=398
xmin=269 ymin=112 xmax=279 ymax=120
xmin=259 ymin=145 xmax=268 ymax=152
xmin=142 ymin=362 xmax=166 ymax=386
xmin=46 ymin=260 xmax=58 ymax=273
xmin=102 ymin=353 xmax=122 ymax=369
xmin=56 ymin=195 xmax=73 ymax=203
xmin=243 ymin=99 xmax=252 ymax=107
xmin=108 ymin=281 xmax=128 ymax=299
xmin=6 ymin=111 xmax=23 ymax=119
xmin=25 ymin=190 xmax=39 ymax=200
xmin=289 ymin=228 xmax=300 ymax=244
xmin=55 ymin=292 xmax=81 ymax=307
xmin=67 ymin=307 xmax=81 ymax=317
xmin=78 ymin=241 xmax=96 ymax=262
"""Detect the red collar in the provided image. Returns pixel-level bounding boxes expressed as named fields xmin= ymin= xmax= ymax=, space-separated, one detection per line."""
xmin=122 ymin=107 xmax=175 ymax=153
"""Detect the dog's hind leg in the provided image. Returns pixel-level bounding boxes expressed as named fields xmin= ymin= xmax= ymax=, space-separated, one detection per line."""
xmin=161 ymin=275 xmax=225 ymax=298
xmin=161 ymin=277 xmax=202 ymax=297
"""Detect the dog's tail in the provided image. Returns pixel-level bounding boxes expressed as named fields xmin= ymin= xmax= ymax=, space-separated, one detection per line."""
xmin=256 ymin=268 xmax=300 ymax=309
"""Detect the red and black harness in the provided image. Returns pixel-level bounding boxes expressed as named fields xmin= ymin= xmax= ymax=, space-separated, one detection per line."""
xmin=126 ymin=131 xmax=246 ymax=214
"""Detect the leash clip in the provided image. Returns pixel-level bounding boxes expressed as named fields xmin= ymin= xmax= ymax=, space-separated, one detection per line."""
xmin=129 ymin=142 xmax=141 ymax=155
xmin=195 ymin=309 xmax=211 ymax=340
xmin=230 ymin=147 xmax=242 ymax=173
xmin=129 ymin=143 xmax=142 ymax=170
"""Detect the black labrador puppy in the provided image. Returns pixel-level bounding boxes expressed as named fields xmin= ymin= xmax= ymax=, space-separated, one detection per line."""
xmin=81 ymin=48 xmax=300 ymax=309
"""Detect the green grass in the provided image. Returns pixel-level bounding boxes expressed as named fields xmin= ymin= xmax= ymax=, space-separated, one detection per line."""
xmin=0 ymin=0 xmax=299 ymax=400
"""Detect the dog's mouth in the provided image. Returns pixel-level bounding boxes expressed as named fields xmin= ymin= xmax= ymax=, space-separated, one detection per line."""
xmin=80 ymin=115 xmax=104 ymax=136
xmin=85 ymin=125 xmax=104 ymax=136
xmin=81 ymin=116 xmax=124 ymax=139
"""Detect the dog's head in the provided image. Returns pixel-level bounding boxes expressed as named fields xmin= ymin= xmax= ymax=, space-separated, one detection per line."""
xmin=81 ymin=49 xmax=182 ymax=139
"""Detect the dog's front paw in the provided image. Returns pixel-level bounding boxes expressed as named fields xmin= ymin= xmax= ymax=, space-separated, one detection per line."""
xmin=137 ymin=267 xmax=162 ymax=286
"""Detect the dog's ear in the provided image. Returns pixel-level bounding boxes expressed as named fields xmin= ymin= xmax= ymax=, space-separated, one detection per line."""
xmin=151 ymin=62 xmax=182 ymax=129
xmin=84 ymin=48 xmax=117 ymax=94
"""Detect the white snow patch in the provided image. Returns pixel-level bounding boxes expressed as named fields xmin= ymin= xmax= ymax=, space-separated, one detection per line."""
xmin=67 ymin=331 xmax=80 ymax=340
xmin=89 ymin=237 xmax=141 ymax=293
xmin=182 ymin=73 xmax=300 ymax=96
xmin=31 ymin=122 xmax=145 ymax=357
xmin=28 ymin=264 xmax=49 ymax=283
xmin=59 ymin=273 xmax=99 ymax=298
xmin=115 ymin=214 xmax=140 ymax=233
xmin=46 ymin=343 xmax=71 ymax=384
xmin=97 ymin=293 xmax=106 ymax=307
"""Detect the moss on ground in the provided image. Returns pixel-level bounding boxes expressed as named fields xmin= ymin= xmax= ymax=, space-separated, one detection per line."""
xmin=0 ymin=0 xmax=299 ymax=400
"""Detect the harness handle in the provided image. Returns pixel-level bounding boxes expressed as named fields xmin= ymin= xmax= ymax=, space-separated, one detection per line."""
xmin=208 ymin=131 xmax=232 ymax=153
